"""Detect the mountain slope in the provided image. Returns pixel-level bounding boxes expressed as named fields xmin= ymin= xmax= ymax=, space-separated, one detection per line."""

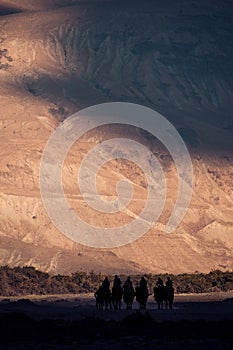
xmin=0 ymin=0 xmax=232 ymax=274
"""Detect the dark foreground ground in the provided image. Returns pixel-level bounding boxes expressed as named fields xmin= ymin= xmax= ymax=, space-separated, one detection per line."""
xmin=0 ymin=293 xmax=233 ymax=349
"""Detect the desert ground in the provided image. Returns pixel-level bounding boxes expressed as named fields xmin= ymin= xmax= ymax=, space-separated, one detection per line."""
xmin=0 ymin=292 xmax=233 ymax=349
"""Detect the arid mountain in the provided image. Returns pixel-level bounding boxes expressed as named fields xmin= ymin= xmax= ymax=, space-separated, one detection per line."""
xmin=0 ymin=0 xmax=232 ymax=274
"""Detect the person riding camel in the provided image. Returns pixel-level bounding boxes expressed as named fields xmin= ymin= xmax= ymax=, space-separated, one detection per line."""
xmin=156 ymin=277 xmax=164 ymax=287
xmin=102 ymin=276 xmax=110 ymax=289
xmin=166 ymin=277 xmax=173 ymax=289
xmin=124 ymin=276 xmax=133 ymax=288
xmin=113 ymin=275 xmax=122 ymax=287
xmin=139 ymin=276 xmax=147 ymax=289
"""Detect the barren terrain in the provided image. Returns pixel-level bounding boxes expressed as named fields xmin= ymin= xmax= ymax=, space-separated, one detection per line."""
xmin=0 ymin=0 xmax=232 ymax=274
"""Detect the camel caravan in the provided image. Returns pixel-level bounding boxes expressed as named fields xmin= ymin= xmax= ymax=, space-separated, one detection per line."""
xmin=94 ymin=275 xmax=174 ymax=310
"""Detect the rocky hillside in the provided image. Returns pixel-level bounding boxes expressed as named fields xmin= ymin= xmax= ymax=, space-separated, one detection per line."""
xmin=0 ymin=0 xmax=232 ymax=274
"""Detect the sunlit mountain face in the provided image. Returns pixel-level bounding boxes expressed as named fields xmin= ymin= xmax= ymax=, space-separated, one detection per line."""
xmin=0 ymin=0 xmax=232 ymax=274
